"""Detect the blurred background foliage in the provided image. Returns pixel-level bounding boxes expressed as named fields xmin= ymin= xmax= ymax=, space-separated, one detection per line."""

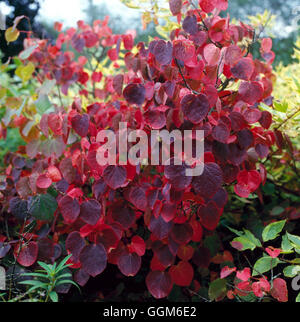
xmin=0 ymin=0 xmax=299 ymax=64
xmin=0 ymin=0 xmax=299 ymax=164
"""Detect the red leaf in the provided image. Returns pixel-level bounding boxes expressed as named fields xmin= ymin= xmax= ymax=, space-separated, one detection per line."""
xmin=152 ymin=40 xmax=173 ymax=65
xmin=161 ymin=202 xmax=177 ymax=223
xmin=220 ymin=265 xmax=236 ymax=278
xmin=144 ymin=109 xmax=166 ymax=129
xmin=236 ymin=267 xmax=251 ymax=281
xmin=149 ymin=215 xmax=173 ymax=240
xmin=265 ymin=247 xmax=281 ymax=258
xmin=199 ymin=0 xmax=217 ymax=13
xmin=243 ymin=108 xmax=262 ymax=124
xmin=74 ymin=269 xmax=90 ymax=287
xmin=231 ymin=57 xmax=254 ymax=80
xmin=252 ymin=278 xmax=270 ymax=298
xmin=129 ymin=235 xmax=145 ymax=256
xmin=177 ymin=244 xmax=194 ymax=261
xmin=79 ymin=243 xmax=107 ymax=277
xmin=108 ymin=48 xmax=118 ymax=61
xmin=169 ymin=0 xmax=182 ymax=15
xmin=80 ymin=199 xmax=102 ymax=225
xmin=198 ymin=200 xmax=221 ymax=231
xmin=128 ymin=186 xmax=147 ymax=211
xmin=47 ymin=165 xmax=62 ymax=182
xmin=181 ymin=93 xmax=210 ymax=124
xmin=225 ymin=45 xmax=242 ymax=66
xmin=36 ymin=174 xmax=52 ymax=189
xmin=261 ymin=38 xmax=272 ymax=52
xmin=146 ymin=271 xmax=173 ymax=299
xmin=270 ymin=278 xmax=288 ymax=302
xmin=170 ymin=223 xmax=193 ymax=244
xmin=112 ymin=74 xmax=124 ymax=96
xmin=169 ymin=261 xmax=194 ymax=286
xmin=237 ymin=129 xmax=253 ymax=149
xmin=182 ymin=15 xmax=198 ymax=35
xmin=71 ymin=113 xmax=90 ymax=137
xmin=48 ymin=113 xmax=62 ymax=135
xmin=259 ymin=111 xmax=272 ymax=129
xmin=203 ymin=44 xmax=221 ymax=66
xmin=117 ymin=251 xmax=141 ymax=276
xmin=17 ymin=241 xmax=38 ymax=267
xmin=255 ymin=143 xmax=269 ymax=159
xmin=238 ymin=81 xmax=264 ymax=105
xmin=123 ymin=83 xmax=145 ymax=105
xmin=192 ymin=162 xmax=223 ymax=199
xmin=229 ymin=111 xmax=247 ymax=131
xmin=212 ymin=122 xmax=230 ymax=143
xmin=110 ymin=203 xmax=135 ymax=229
xmin=66 ymin=231 xmax=86 ymax=261
xmin=58 ymin=195 xmax=80 ymax=223
xmin=212 ymin=188 xmax=228 ymax=209
xmin=103 ymin=165 xmax=127 ymax=189
xmin=173 ymin=39 xmax=195 ymax=63
xmin=235 ymin=170 xmax=261 ymax=196
xmin=59 ymin=158 xmax=76 ymax=184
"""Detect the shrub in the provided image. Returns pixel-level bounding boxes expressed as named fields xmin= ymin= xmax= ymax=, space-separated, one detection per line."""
xmin=0 ymin=0 xmax=298 ymax=302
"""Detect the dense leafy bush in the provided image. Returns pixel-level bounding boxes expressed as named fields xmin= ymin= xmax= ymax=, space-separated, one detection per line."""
xmin=0 ymin=0 xmax=299 ymax=302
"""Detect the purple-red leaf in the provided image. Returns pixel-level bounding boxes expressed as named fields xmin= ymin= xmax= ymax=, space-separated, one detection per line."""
xmin=79 ymin=243 xmax=107 ymax=277
xmin=117 ymin=251 xmax=141 ymax=276
xmin=80 ymin=199 xmax=102 ymax=225
xmin=146 ymin=271 xmax=173 ymax=299
xmin=181 ymin=94 xmax=210 ymax=124
xmin=17 ymin=241 xmax=38 ymax=267
xmin=71 ymin=113 xmax=90 ymax=137
xmin=103 ymin=165 xmax=127 ymax=189
xmin=58 ymin=195 xmax=80 ymax=224
xmin=123 ymin=83 xmax=146 ymax=105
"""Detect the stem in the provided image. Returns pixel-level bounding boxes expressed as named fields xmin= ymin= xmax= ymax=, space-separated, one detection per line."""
xmin=174 ymin=58 xmax=200 ymax=95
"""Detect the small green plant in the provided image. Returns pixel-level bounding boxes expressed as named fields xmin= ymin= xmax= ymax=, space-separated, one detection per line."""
xmin=214 ymin=220 xmax=300 ymax=302
xmin=18 ymin=255 xmax=80 ymax=302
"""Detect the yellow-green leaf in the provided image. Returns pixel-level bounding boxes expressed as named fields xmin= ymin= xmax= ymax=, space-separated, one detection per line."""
xmin=5 ymin=27 xmax=20 ymax=43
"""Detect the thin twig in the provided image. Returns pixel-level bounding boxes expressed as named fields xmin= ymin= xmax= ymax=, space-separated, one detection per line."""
xmin=174 ymin=58 xmax=200 ymax=95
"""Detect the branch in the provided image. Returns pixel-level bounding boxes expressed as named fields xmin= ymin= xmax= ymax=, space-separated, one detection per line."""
xmin=187 ymin=0 xmax=222 ymax=48
xmin=276 ymin=107 xmax=300 ymax=130
xmin=266 ymin=178 xmax=300 ymax=197
xmin=174 ymin=58 xmax=200 ymax=95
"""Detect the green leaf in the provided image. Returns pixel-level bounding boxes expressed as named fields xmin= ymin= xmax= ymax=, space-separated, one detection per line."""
xmin=270 ymin=206 xmax=285 ymax=216
xmin=35 ymin=94 xmax=53 ymax=115
xmin=283 ymin=265 xmax=300 ymax=278
xmin=281 ymin=234 xmax=293 ymax=253
xmin=243 ymin=229 xmax=262 ymax=247
xmin=226 ymin=225 xmax=243 ymax=237
xmin=22 ymin=272 xmax=48 ymax=279
xmin=287 ymin=232 xmax=300 ymax=249
xmin=273 ymin=100 xmax=288 ymax=113
xmin=19 ymin=44 xmax=38 ymax=60
xmin=296 ymin=293 xmax=300 ymax=302
xmin=262 ymin=220 xmax=286 ymax=242
xmin=19 ymin=280 xmax=48 ymax=290
xmin=232 ymin=236 xmax=257 ymax=251
xmin=49 ymin=291 xmax=58 ymax=302
xmin=37 ymin=261 xmax=53 ymax=275
xmin=56 ymin=254 xmax=73 ymax=273
xmin=38 ymin=79 xmax=56 ymax=96
xmin=28 ymin=193 xmax=57 ymax=221
xmin=252 ymin=256 xmax=281 ymax=276
xmin=56 ymin=273 xmax=72 ymax=280
xmin=208 ymin=278 xmax=227 ymax=301
xmin=55 ymin=279 xmax=80 ymax=291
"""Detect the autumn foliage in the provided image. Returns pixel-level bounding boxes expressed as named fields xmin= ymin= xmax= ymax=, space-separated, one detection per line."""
xmin=2 ymin=0 xmax=295 ymax=302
